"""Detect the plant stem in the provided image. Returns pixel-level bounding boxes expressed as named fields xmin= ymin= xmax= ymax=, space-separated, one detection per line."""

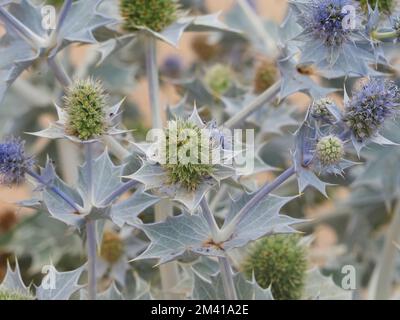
xmin=236 ymin=0 xmax=275 ymax=54
xmin=219 ymin=166 xmax=296 ymax=242
xmin=218 ymin=257 xmax=238 ymax=300
xmin=145 ymin=34 xmax=179 ymax=298
xmin=47 ymin=56 xmax=72 ymax=87
xmin=86 ymin=219 xmax=97 ymax=300
xmin=371 ymin=29 xmax=399 ymax=41
xmin=145 ymin=36 xmax=162 ymax=129
xmin=0 ymin=7 xmax=46 ymax=48
xmin=370 ymin=202 xmax=400 ymax=299
xmin=26 ymin=169 xmax=81 ymax=213
xmin=224 ymin=81 xmax=280 ymax=128
xmin=101 ymin=180 xmax=139 ymax=206
xmin=102 ymin=136 xmax=130 ymax=160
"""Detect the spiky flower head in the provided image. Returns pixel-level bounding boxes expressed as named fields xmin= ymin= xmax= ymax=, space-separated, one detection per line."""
xmin=0 ymin=138 xmax=33 ymax=186
xmin=344 ymin=78 xmax=400 ymax=142
xmin=191 ymin=35 xmax=221 ymax=61
xmin=243 ymin=234 xmax=308 ymax=300
xmin=306 ymin=0 xmax=357 ymax=47
xmin=161 ymin=55 xmax=183 ymax=78
xmin=357 ymin=0 xmax=395 ymax=14
xmin=253 ymin=60 xmax=278 ymax=94
xmin=100 ymin=231 xmax=124 ymax=264
xmin=0 ymin=289 xmax=33 ymax=300
xmin=204 ymin=64 xmax=233 ymax=97
xmin=161 ymin=119 xmax=214 ymax=191
xmin=311 ymin=97 xmax=335 ymax=121
xmin=64 ymin=79 xmax=108 ymax=141
xmin=316 ymin=135 xmax=344 ymax=166
xmin=120 ymin=0 xmax=180 ymax=33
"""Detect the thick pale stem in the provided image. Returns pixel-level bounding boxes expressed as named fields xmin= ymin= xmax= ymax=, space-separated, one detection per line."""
xmin=145 ymin=36 xmax=163 ymax=129
xmin=224 ymin=81 xmax=280 ymax=129
xmin=47 ymin=57 xmax=72 ymax=88
xmin=236 ymin=0 xmax=275 ymax=54
xmin=102 ymin=136 xmax=130 ymax=160
xmin=371 ymin=202 xmax=400 ymax=299
xmin=0 ymin=7 xmax=46 ymax=48
xmin=219 ymin=166 xmax=296 ymax=242
xmin=86 ymin=220 xmax=97 ymax=300
xmin=218 ymin=257 xmax=238 ymax=300
xmin=56 ymin=140 xmax=80 ymax=184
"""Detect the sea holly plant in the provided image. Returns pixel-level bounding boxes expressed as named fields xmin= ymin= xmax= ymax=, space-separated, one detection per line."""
xmin=0 ymin=0 xmax=400 ymax=302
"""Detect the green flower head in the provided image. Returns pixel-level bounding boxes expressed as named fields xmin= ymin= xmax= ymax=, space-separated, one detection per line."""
xmin=311 ymin=97 xmax=335 ymax=120
xmin=0 ymin=289 xmax=33 ymax=300
xmin=243 ymin=234 xmax=308 ymax=300
xmin=253 ymin=60 xmax=278 ymax=94
xmin=162 ymin=119 xmax=214 ymax=191
xmin=120 ymin=0 xmax=181 ymax=33
xmin=204 ymin=64 xmax=233 ymax=97
xmin=316 ymin=135 xmax=344 ymax=167
xmin=64 ymin=79 xmax=108 ymax=141
xmin=100 ymin=231 xmax=124 ymax=264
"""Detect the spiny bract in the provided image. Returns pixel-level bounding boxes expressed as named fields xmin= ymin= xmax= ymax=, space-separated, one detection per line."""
xmin=253 ymin=60 xmax=278 ymax=94
xmin=64 ymin=79 xmax=107 ymax=141
xmin=120 ymin=0 xmax=180 ymax=33
xmin=243 ymin=234 xmax=308 ymax=300
xmin=344 ymin=78 xmax=400 ymax=142
xmin=0 ymin=138 xmax=33 ymax=185
xmin=162 ymin=119 xmax=213 ymax=191
xmin=204 ymin=64 xmax=233 ymax=97
xmin=100 ymin=231 xmax=124 ymax=264
xmin=316 ymin=135 xmax=344 ymax=166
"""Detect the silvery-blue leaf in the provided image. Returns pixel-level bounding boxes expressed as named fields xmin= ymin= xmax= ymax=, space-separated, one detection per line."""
xmin=0 ymin=260 xmax=30 ymax=296
xmin=185 ymin=12 xmax=241 ymax=34
xmin=97 ymin=282 xmax=124 ymax=300
xmin=111 ymin=188 xmax=159 ymax=227
xmin=192 ymin=270 xmax=273 ymax=300
xmin=191 ymin=257 xmax=220 ymax=280
xmin=54 ymin=0 xmax=116 ymax=54
xmin=222 ymin=193 xmax=302 ymax=249
xmin=78 ymin=150 xmax=124 ymax=206
xmin=95 ymin=34 xmax=136 ymax=66
xmin=36 ymin=264 xmax=85 ymax=300
xmin=278 ymin=53 xmax=337 ymax=100
xmin=302 ymin=268 xmax=352 ymax=300
xmin=172 ymin=77 xmax=214 ymax=106
xmin=134 ymin=214 xmax=225 ymax=265
xmin=158 ymin=19 xmax=193 ymax=47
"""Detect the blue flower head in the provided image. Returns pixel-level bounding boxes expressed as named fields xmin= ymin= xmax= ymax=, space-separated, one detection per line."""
xmin=310 ymin=0 xmax=355 ymax=46
xmin=344 ymin=78 xmax=400 ymax=142
xmin=0 ymin=138 xmax=33 ymax=185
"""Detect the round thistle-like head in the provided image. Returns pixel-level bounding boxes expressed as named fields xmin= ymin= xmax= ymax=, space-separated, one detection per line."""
xmin=243 ymin=234 xmax=308 ymax=300
xmin=0 ymin=210 xmax=17 ymax=232
xmin=311 ymin=97 xmax=335 ymax=120
xmin=309 ymin=0 xmax=356 ymax=46
xmin=358 ymin=0 xmax=395 ymax=14
xmin=253 ymin=60 xmax=278 ymax=94
xmin=100 ymin=231 xmax=124 ymax=264
xmin=191 ymin=35 xmax=221 ymax=61
xmin=0 ymin=138 xmax=33 ymax=186
xmin=161 ymin=55 xmax=183 ymax=78
xmin=64 ymin=79 xmax=108 ymax=141
xmin=204 ymin=64 xmax=233 ymax=97
xmin=0 ymin=289 xmax=33 ymax=300
xmin=344 ymin=78 xmax=400 ymax=142
xmin=316 ymin=135 xmax=344 ymax=166
xmin=162 ymin=119 xmax=214 ymax=191
xmin=120 ymin=0 xmax=180 ymax=33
